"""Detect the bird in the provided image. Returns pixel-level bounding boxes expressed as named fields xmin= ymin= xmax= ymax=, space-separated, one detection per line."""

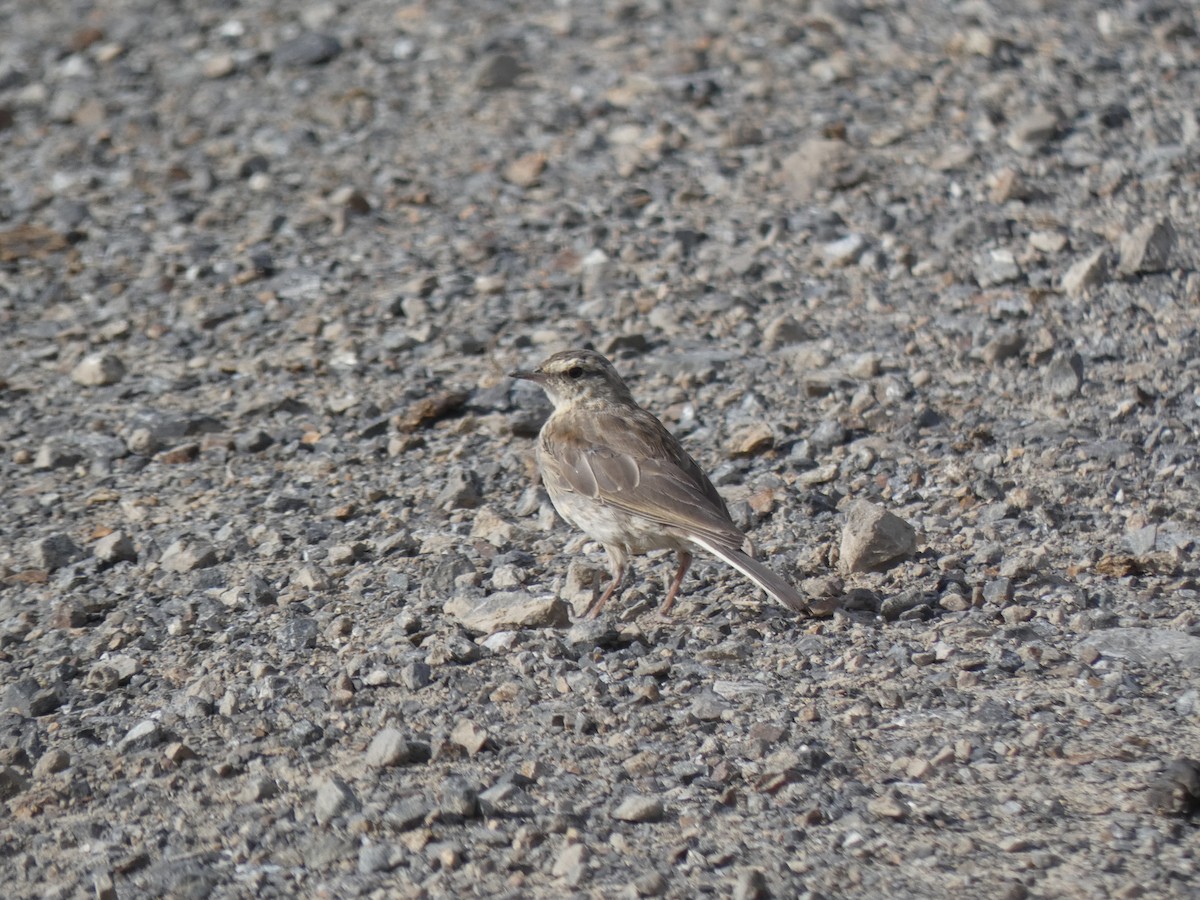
xmin=510 ymin=348 xmax=808 ymax=618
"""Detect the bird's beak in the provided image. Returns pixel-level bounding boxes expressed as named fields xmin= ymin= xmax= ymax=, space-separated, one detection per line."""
xmin=509 ymin=368 xmax=544 ymax=382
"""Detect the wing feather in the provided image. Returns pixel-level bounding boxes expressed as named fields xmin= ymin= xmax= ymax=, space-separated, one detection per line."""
xmin=542 ymin=407 xmax=746 ymax=553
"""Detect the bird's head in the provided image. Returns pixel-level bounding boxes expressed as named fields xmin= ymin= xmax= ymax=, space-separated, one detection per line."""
xmin=510 ymin=349 xmax=635 ymax=409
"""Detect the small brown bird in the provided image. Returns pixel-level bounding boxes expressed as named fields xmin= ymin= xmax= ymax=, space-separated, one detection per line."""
xmin=510 ymin=349 xmax=808 ymax=617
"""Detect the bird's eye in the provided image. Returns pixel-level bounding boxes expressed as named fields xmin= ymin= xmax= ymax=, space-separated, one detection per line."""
xmin=567 ymin=366 xmax=584 ymax=379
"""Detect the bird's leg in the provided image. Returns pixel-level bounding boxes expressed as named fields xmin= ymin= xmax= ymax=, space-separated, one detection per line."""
xmin=585 ymin=548 xmax=627 ymax=618
xmin=584 ymin=568 xmax=623 ymax=618
xmin=658 ymin=550 xmax=692 ymax=616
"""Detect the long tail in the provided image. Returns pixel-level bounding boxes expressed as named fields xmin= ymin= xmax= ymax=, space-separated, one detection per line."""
xmin=690 ymin=536 xmax=808 ymax=614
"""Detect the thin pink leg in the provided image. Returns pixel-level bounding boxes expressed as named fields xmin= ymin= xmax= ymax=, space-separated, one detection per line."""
xmin=584 ymin=565 xmax=625 ymax=618
xmin=658 ymin=551 xmax=692 ymax=616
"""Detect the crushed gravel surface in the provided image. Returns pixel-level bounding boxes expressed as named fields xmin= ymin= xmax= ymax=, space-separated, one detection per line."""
xmin=2 ymin=1 xmax=1200 ymax=897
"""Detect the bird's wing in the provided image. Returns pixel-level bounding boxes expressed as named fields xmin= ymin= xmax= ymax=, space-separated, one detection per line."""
xmin=542 ymin=408 xmax=746 ymax=552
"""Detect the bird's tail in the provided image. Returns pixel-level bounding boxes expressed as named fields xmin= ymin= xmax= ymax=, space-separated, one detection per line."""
xmin=690 ymin=536 xmax=808 ymax=614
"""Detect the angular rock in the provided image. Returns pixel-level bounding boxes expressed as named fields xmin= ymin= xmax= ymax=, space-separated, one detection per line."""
xmin=504 ymin=151 xmax=546 ymax=188
xmin=94 ymin=530 xmax=137 ymax=565
xmin=34 ymin=437 xmax=84 ymax=470
xmin=475 ymin=52 xmax=521 ymax=90
xmin=1043 ymin=352 xmax=1084 ymax=399
xmin=820 ymin=233 xmax=866 ymax=267
xmin=613 ymin=794 xmax=664 ymax=823
xmin=552 ymin=842 xmax=588 ymax=883
xmin=450 ymin=719 xmax=490 ymax=756
xmin=118 ymin=720 xmax=163 ymax=753
xmin=1080 ymin=628 xmax=1200 ymax=668
xmin=366 ymin=728 xmax=414 ymax=768
xmin=439 ymin=775 xmax=479 ymax=818
xmin=273 ymin=33 xmax=341 ymax=68
xmin=1117 ymin=218 xmax=1176 ymax=275
xmin=729 ymin=423 xmax=774 ymax=457
xmin=732 ymin=868 xmax=768 ymax=900
xmin=1061 ymin=247 xmax=1109 ymax=298
xmin=436 ymin=468 xmax=483 ymax=510
xmin=1149 ymin=757 xmax=1200 ymax=817
xmin=283 ymin=617 xmax=319 ymax=651
xmin=975 ymin=248 xmax=1021 ymax=287
xmin=444 ymin=591 xmax=568 ymax=633
xmin=1006 ymin=107 xmax=1061 ymax=154
xmin=71 ymin=353 xmax=126 ymax=386
xmin=470 ymin=507 xmax=520 ymax=547
xmin=4 ymin=679 xmax=63 ymax=717
xmin=762 ymin=315 xmax=810 ymax=349
xmin=840 ymin=500 xmax=917 ymax=572
xmin=980 ymin=329 xmax=1025 ymax=366
xmin=478 ymin=782 xmax=535 ymax=817
xmin=160 ymin=538 xmax=218 ymax=573
xmin=780 ymin=138 xmax=866 ymax=200
xmin=358 ymin=843 xmax=403 ymax=874
xmin=314 ymin=777 xmax=360 ymax=824
xmin=0 ymin=766 xmax=30 ymax=800
xmin=33 ymin=533 xmax=82 ymax=570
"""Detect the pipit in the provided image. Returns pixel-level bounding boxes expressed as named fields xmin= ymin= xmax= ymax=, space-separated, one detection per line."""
xmin=510 ymin=349 xmax=808 ymax=617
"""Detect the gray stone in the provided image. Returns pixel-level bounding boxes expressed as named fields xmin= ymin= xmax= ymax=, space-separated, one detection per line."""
xmin=436 ymin=468 xmax=483 ymax=510
xmin=34 ymin=437 xmax=84 ymax=470
xmin=294 ymin=564 xmax=332 ymax=590
xmin=982 ymin=578 xmax=1014 ymax=605
xmin=242 ymin=777 xmax=278 ymax=802
xmin=314 ymin=777 xmax=360 ymax=824
xmin=1044 ymin=352 xmax=1084 ymax=399
xmin=762 ymin=314 xmax=810 ymax=349
xmin=366 ymin=728 xmax=413 ymax=768
xmin=400 ymin=659 xmax=432 ymax=691
xmin=1125 ymin=525 xmax=1158 ymax=556
xmin=93 ymin=871 xmax=116 ymax=900
xmin=439 ymin=776 xmax=479 ymax=819
xmin=840 ymin=501 xmax=917 ymax=572
xmin=980 ymin=329 xmax=1025 ymax=366
xmin=444 ymin=591 xmax=569 ymax=633
xmin=235 ymin=429 xmax=274 ymax=453
xmin=820 ymin=233 xmax=867 ymax=267
xmin=118 ymin=720 xmax=163 ymax=753
xmin=283 ymin=617 xmax=319 ymax=651
xmin=781 ymin=138 xmax=865 ymax=200
xmin=33 ymin=748 xmax=70 ymax=777
xmin=975 ymin=248 xmax=1022 ymax=287
xmin=867 ymin=792 xmax=911 ymax=821
xmin=94 ymin=530 xmax=137 ymax=565
xmin=1080 ymin=628 xmax=1200 ymax=668
xmin=474 ymin=53 xmax=522 ymax=90
xmin=71 ymin=353 xmax=126 ymax=386
xmin=33 ymin=533 xmax=82 ymax=570
xmin=449 ymin=719 xmax=490 ymax=756
xmin=1007 ymin=107 xmax=1062 ymax=154
xmin=1061 ymin=247 xmax=1109 ymax=297
xmin=690 ymin=693 xmax=728 ymax=722
xmin=552 ymin=841 xmax=588 ymax=883
xmin=385 ymin=797 xmax=430 ymax=831
xmin=880 ymin=587 xmax=930 ymax=620
xmin=273 ymin=33 xmax=341 ymax=68
xmin=478 ymin=782 xmax=535 ymax=817
xmin=358 ymin=843 xmax=402 ymax=874
xmin=1118 ymin=218 xmax=1176 ymax=275
xmin=612 ymin=794 xmax=664 ymax=823
xmin=160 ymin=538 xmax=218 ymax=573
xmin=732 ymin=867 xmax=768 ymax=900
xmin=0 ymin=766 xmax=30 ymax=800
xmin=809 ymin=419 xmax=848 ymax=451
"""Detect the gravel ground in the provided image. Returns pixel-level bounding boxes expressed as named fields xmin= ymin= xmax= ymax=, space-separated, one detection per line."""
xmin=3 ymin=0 xmax=1200 ymax=897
